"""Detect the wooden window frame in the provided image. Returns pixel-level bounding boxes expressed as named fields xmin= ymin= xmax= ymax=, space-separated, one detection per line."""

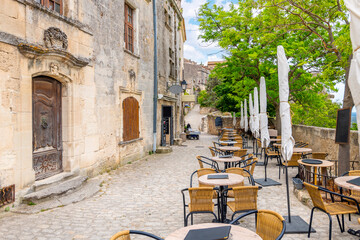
xmin=38 ymin=0 xmax=63 ymax=15
xmin=124 ymin=4 xmax=135 ymax=53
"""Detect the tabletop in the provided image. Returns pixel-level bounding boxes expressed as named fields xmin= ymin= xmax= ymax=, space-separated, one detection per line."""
xmin=218 ymin=146 xmax=241 ymax=152
xmin=210 ymin=156 xmax=242 ymax=163
xmin=219 ymin=141 xmax=238 ymax=145
xmin=165 ymin=223 xmax=262 ymax=240
xmin=298 ymin=159 xmax=334 ymax=168
xmin=270 ymin=138 xmax=282 ymax=142
xmin=199 ymin=173 xmax=244 ymax=187
xmin=335 ymin=176 xmax=360 ymax=192
xmin=273 ymin=143 xmax=281 ymax=147
xmin=293 ymin=147 xmax=312 ymax=153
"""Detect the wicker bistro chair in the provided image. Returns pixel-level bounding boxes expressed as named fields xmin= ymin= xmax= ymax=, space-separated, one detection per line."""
xmin=312 ymin=152 xmax=328 ymax=160
xmin=229 ymin=209 xmax=285 ymax=240
xmin=181 ymin=187 xmax=219 ymax=226
xmin=190 ymin=168 xmax=218 ymax=188
xmin=304 ymin=182 xmax=360 ymax=240
xmin=225 ymin=168 xmax=254 ymax=198
xmin=110 ymin=230 xmax=163 ymax=240
xmin=209 ymin=146 xmax=223 ymax=157
xmin=196 ymin=156 xmax=220 ymax=171
xmin=225 ymin=186 xmax=260 ymax=220
xmin=279 ymin=153 xmax=301 ymax=179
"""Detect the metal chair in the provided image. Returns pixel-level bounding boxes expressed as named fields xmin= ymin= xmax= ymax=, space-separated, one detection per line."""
xmin=312 ymin=152 xmax=328 ymax=160
xmin=181 ymin=187 xmax=219 ymax=226
xmin=279 ymin=153 xmax=301 ymax=179
xmin=230 ymin=209 xmax=285 ymax=240
xmin=196 ymin=156 xmax=220 ymax=171
xmin=110 ymin=230 xmax=163 ymax=240
xmin=304 ymin=182 xmax=360 ymax=240
xmin=226 ymin=186 xmax=260 ymax=220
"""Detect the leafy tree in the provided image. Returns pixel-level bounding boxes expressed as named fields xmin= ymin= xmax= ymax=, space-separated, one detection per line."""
xmin=198 ymin=0 xmax=353 ymax=174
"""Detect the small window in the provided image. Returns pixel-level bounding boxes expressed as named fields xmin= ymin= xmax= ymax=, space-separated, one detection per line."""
xmin=169 ymin=48 xmax=175 ymax=78
xmin=123 ymin=97 xmax=139 ymax=141
xmin=125 ymin=4 xmax=135 ymax=53
xmin=38 ymin=0 xmax=62 ymax=14
xmin=164 ymin=9 xmax=172 ymax=30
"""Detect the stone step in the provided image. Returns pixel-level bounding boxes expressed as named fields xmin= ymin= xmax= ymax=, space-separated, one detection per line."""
xmin=156 ymin=146 xmax=172 ymax=154
xmin=23 ymin=175 xmax=88 ymax=204
xmin=13 ymin=178 xmax=101 ymax=214
xmin=31 ymin=171 xmax=77 ymax=192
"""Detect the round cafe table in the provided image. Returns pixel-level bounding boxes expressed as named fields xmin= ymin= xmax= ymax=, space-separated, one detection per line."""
xmin=293 ymin=147 xmax=312 ymax=153
xmin=219 ymin=140 xmax=237 ymax=145
xmin=210 ymin=156 xmax=244 ymax=170
xmin=165 ymin=223 xmax=262 ymax=240
xmin=298 ymin=159 xmax=333 ymax=185
xmin=217 ymin=146 xmax=241 ymax=154
xmin=335 ymin=176 xmax=360 ymax=192
xmin=199 ymin=173 xmax=244 ymax=223
xmin=270 ymin=138 xmax=282 ymax=142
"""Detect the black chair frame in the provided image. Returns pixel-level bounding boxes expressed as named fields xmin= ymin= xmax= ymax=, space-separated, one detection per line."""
xmin=181 ymin=188 xmax=219 ymax=226
xmin=229 ymin=210 xmax=285 ymax=240
xmin=128 ymin=230 xmax=163 ymax=240
xmin=307 ymin=185 xmax=360 ymax=240
xmin=197 ymin=156 xmax=220 ymax=171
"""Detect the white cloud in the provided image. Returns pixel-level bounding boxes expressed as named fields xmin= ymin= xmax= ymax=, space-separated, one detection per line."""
xmin=184 ymin=44 xmax=207 ymax=63
xmin=331 ymin=82 xmax=345 ymax=105
xmin=182 ymin=0 xmax=207 ymax=19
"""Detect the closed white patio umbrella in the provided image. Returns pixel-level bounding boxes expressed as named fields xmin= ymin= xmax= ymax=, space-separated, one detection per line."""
xmin=277 ymin=45 xmax=310 ymax=233
xmin=249 ymin=93 xmax=254 ymax=134
xmin=240 ymin=102 xmax=244 ymax=129
xmin=233 ymin=112 xmax=236 ymax=128
xmin=260 ymin=77 xmax=270 ymax=148
xmin=244 ymin=99 xmax=248 ymax=132
xmin=253 ymin=87 xmax=260 ymax=138
xmin=345 ymin=0 xmax=360 ymax=156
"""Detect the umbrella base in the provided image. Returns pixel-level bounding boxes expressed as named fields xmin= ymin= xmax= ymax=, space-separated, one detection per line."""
xmin=256 ymin=161 xmax=265 ymax=166
xmin=283 ymin=216 xmax=315 ymax=234
xmin=254 ymin=178 xmax=281 ymax=186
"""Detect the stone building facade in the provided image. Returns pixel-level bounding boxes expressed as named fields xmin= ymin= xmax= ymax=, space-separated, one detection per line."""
xmin=184 ymin=58 xmax=210 ymax=95
xmin=0 ymin=0 xmax=185 ymax=192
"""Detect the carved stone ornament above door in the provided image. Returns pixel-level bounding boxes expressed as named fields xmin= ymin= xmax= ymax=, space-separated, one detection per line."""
xmin=44 ymin=27 xmax=68 ymax=50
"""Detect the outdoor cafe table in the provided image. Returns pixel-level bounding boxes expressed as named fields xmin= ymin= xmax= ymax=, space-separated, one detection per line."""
xmin=165 ymin=223 xmax=261 ymax=240
xmin=199 ymin=173 xmax=244 ymax=223
xmin=298 ymin=159 xmax=333 ymax=185
xmin=217 ymin=146 xmax=241 ymax=154
xmin=210 ymin=156 xmax=242 ymax=169
xmin=219 ymin=140 xmax=237 ymax=145
xmin=270 ymin=138 xmax=282 ymax=142
xmin=335 ymin=176 xmax=360 ymax=192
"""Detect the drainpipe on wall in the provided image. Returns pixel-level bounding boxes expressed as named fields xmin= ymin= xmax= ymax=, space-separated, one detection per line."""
xmin=152 ymin=0 xmax=158 ymax=153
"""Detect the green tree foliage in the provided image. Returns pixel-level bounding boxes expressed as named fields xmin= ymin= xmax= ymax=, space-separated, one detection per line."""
xmin=197 ymin=0 xmax=351 ymax=127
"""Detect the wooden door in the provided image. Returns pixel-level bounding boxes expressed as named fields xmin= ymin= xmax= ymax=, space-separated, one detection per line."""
xmin=123 ymin=97 xmax=139 ymax=141
xmin=32 ymin=76 xmax=62 ymax=180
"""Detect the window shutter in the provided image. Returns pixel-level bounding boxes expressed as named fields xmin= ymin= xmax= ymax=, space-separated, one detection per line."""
xmin=123 ymin=97 xmax=139 ymax=141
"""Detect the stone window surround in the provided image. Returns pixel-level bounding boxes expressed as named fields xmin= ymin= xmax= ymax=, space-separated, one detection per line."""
xmin=15 ymin=0 xmax=92 ymax=35
xmin=124 ymin=0 xmax=140 ymax=57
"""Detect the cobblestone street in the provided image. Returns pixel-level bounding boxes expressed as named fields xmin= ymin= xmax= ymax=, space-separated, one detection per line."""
xmin=0 ymin=133 xmax=358 ymax=239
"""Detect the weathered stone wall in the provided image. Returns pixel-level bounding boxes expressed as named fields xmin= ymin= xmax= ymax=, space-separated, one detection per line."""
xmin=292 ymin=125 xmax=359 ymax=164
xmin=0 ymin=0 xmax=184 ymax=191
xmin=205 ymin=115 xmax=240 ymax=135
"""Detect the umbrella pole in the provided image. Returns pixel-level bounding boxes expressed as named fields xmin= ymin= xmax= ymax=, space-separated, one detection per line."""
xmin=285 ymin=165 xmax=291 ymax=222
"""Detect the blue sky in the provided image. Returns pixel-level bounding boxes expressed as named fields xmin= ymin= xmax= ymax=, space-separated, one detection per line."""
xmin=182 ymin=0 xmax=346 ymax=104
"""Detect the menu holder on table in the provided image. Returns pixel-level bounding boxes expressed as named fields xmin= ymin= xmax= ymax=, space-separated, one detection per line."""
xmin=184 ymin=226 xmax=231 ymax=240
xmin=347 ymin=177 xmax=360 ymax=186
xmin=302 ymin=159 xmax=322 ymax=165
xmin=219 ymin=155 xmax=232 ymax=158
xmin=208 ymin=174 xmax=229 ymax=179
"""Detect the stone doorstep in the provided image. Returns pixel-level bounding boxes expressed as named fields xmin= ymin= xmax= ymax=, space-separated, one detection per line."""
xmin=12 ymin=178 xmax=101 ymax=214
xmin=31 ymin=171 xmax=77 ymax=192
xmin=155 ymin=146 xmax=172 ymax=154
xmin=22 ymin=176 xmax=88 ymax=204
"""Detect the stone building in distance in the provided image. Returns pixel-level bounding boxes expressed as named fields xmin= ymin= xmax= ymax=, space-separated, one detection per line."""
xmin=183 ymin=58 xmax=210 ymax=95
xmin=0 ymin=0 xmax=185 ymax=198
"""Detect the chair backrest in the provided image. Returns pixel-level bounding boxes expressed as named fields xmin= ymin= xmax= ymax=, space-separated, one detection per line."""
xmin=286 ymin=153 xmax=301 ymax=166
xmin=256 ymin=210 xmax=285 ymax=240
xmin=304 ymin=182 xmax=326 ymax=211
xmin=234 ymin=142 xmax=242 ymax=148
xmin=196 ymin=156 xmax=204 ymax=168
xmin=311 ymin=152 xmax=328 ymax=160
xmin=248 ymin=158 xmax=258 ymax=176
xmin=231 ymin=186 xmax=259 ymax=212
xmin=349 ymin=170 xmax=360 ymax=176
xmin=233 ymin=149 xmax=247 ymax=158
xmin=189 ymin=187 xmax=214 ymax=212
xmin=256 ymin=138 xmax=262 ymax=148
xmin=110 ymin=230 xmax=163 ymax=240
xmin=225 ymin=168 xmax=245 ymax=187
xmin=111 ymin=231 xmax=131 ymax=240
xmin=209 ymin=147 xmax=216 ymax=157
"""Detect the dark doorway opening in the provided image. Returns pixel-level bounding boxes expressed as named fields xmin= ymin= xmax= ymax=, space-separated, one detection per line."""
xmin=161 ymin=105 xmax=173 ymax=146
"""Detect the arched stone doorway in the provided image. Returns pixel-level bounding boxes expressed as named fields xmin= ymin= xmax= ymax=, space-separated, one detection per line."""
xmin=32 ymin=76 xmax=63 ymax=180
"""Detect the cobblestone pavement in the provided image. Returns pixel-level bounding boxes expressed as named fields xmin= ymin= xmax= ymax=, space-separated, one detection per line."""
xmin=0 ymin=134 xmax=359 ymax=239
